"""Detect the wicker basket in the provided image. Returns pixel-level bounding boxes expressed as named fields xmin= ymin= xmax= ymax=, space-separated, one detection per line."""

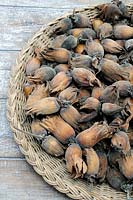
xmin=7 ymin=4 xmax=133 ymax=200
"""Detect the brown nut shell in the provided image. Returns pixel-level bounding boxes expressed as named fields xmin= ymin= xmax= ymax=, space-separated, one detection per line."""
xmin=60 ymin=105 xmax=81 ymax=128
xmin=26 ymin=57 xmax=41 ymax=76
xmin=55 ymin=17 xmax=73 ymax=34
xmin=55 ymin=64 xmax=70 ymax=73
xmin=76 ymin=122 xmax=112 ymax=148
xmin=97 ymin=22 xmax=113 ymax=40
xmin=25 ymin=84 xmax=49 ymax=108
xmin=25 ymin=97 xmax=60 ymax=116
xmin=92 ymin=18 xmax=104 ymax=32
xmin=65 ymin=143 xmax=87 ymax=178
xmin=85 ymin=39 xmax=104 ymax=60
xmin=31 ymin=119 xmax=47 ymax=138
xmin=96 ymin=150 xmax=108 ymax=182
xmin=84 ymin=148 xmax=100 ymax=180
xmin=106 ymin=166 xmax=126 ymax=191
xmin=41 ymin=135 xmax=64 ymax=157
xmin=50 ymin=71 xmax=72 ymax=93
xmin=40 ymin=115 xmax=75 ymax=144
xmin=41 ymin=48 xmax=71 ymax=64
xmin=71 ymin=13 xmax=92 ymax=28
xmin=114 ymin=25 xmax=133 ymax=39
xmin=27 ymin=66 xmax=56 ymax=83
xmin=58 ymin=86 xmax=79 ymax=104
xmin=118 ymin=154 xmax=133 ymax=179
xmin=100 ymin=58 xmax=129 ymax=83
xmin=111 ymin=131 xmax=131 ymax=155
xmin=23 ymin=83 xmax=35 ymax=98
xmin=101 ymin=39 xmax=124 ymax=54
xmin=72 ymin=68 xmax=101 ymax=87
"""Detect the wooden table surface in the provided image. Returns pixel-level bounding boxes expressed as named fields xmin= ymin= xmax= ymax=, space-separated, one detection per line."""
xmin=0 ymin=0 xmax=132 ymax=199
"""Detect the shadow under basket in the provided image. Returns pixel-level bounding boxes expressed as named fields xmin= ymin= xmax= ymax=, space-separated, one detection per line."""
xmin=7 ymin=3 xmax=133 ymax=200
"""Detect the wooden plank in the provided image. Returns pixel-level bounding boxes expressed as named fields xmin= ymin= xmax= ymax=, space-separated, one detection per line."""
xmin=0 ymin=159 xmax=70 ymax=200
xmin=0 ymin=0 xmax=110 ymax=8
xmin=0 ymin=69 xmax=10 ymax=98
xmin=0 ymin=99 xmax=23 ymax=158
xmin=0 ymin=7 xmax=70 ymax=50
xmin=0 ymin=51 xmax=19 ymax=70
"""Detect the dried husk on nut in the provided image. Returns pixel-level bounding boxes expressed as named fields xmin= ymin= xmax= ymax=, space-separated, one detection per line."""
xmin=25 ymin=84 xmax=49 ymax=108
xmin=102 ymin=103 xmax=123 ymax=116
xmin=85 ymin=39 xmax=104 ymax=60
xmin=40 ymin=115 xmax=75 ymax=144
xmin=104 ymin=54 xmax=119 ymax=63
xmin=31 ymin=119 xmax=47 ymax=138
xmin=79 ymin=111 xmax=98 ymax=123
xmin=74 ymin=44 xmax=85 ymax=54
xmin=26 ymin=57 xmax=41 ymax=76
xmin=79 ymin=97 xmax=101 ymax=122
xmin=23 ymin=82 xmax=35 ymax=98
xmin=80 ymin=97 xmax=101 ymax=112
xmin=98 ymin=4 xmax=122 ymax=22
xmin=125 ymin=39 xmax=133 ymax=51
xmin=54 ymin=17 xmax=73 ymax=34
xmin=27 ymin=66 xmax=56 ymax=83
xmin=78 ymin=88 xmax=91 ymax=102
xmin=114 ymin=25 xmax=133 ymax=39
xmin=96 ymin=150 xmax=108 ymax=182
xmin=58 ymin=86 xmax=79 ymax=104
xmin=108 ymin=149 xmax=122 ymax=167
xmin=68 ymin=28 xmax=86 ymax=38
xmin=101 ymin=39 xmax=124 ymax=54
xmin=41 ymin=48 xmax=71 ymax=64
xmin=118 ymin=153 xmax=133 ymax=179
xmin=51 ymin=35 xmax=67 ymax=48
xmin=69 ymin=54 xmax=92 ymax=69
xmin=92 ymin=18 xmax=103 ymax=32
xmin=116 ymin=40 xmax=125 ymax=48
xmin=41 ymin=135 xmax=64 ymax=157
xmin=60 ymin=105 xmax=81 ymax=128
xmin=79 ymin=97 xmax=100 ymax=123
xmin=25 ymin=97 xmax=60 ymax=116
xmin=70 ymin=54 xmax=99 ymax=73
xmin=127 ymin=129 xmax=133 ymax=147
xmin=78 ymin=28 xmax=96 ymax=40
xmin=55 ymin=64 xmax=70 ymax=73
xmin=50 ymin=71 xmax=72 ymax=93
xmin=65 ymin=143 xmax=87 ymax=178
xmin=91 ymin=86 xmax=105 ymax=99
xmin=84 ymin=148 xmax=100 ymax=181
xmin=106 ymin=166 xmax=126 ymax=191
xmin=97 ymin=22 xmax=113 ymax=40
xmin=70 ymin=13 xmax=92 ymax=28
xmin=111 ymin=131 xmax=131 ymax=155
xmin=110 ymin=116 xmax=130 ymax=132
xmin=61 ymin=35 xmax=78 ymax=50
xmin=112 ymin=81 xmax=133 ymax=98
xmin=100 ymin=58 xmax=129 ymax=83
xmin=124 ymin=98 xmax=133 ymax=125
xmin=76 ymin=122 xmax=112 ymax=148
xmin=72 ymin=68 xmax=101 ymax=87
xmin=99 ymin=85 xmax=119 ymax=104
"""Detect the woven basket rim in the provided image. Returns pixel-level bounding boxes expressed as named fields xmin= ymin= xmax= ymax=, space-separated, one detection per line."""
xmin=7 ymin=3 xmax=133 ymax=200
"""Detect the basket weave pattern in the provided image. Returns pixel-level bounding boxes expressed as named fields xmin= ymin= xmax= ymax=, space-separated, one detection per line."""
xmin=7 ymin=4 xmax=133 ymax=200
